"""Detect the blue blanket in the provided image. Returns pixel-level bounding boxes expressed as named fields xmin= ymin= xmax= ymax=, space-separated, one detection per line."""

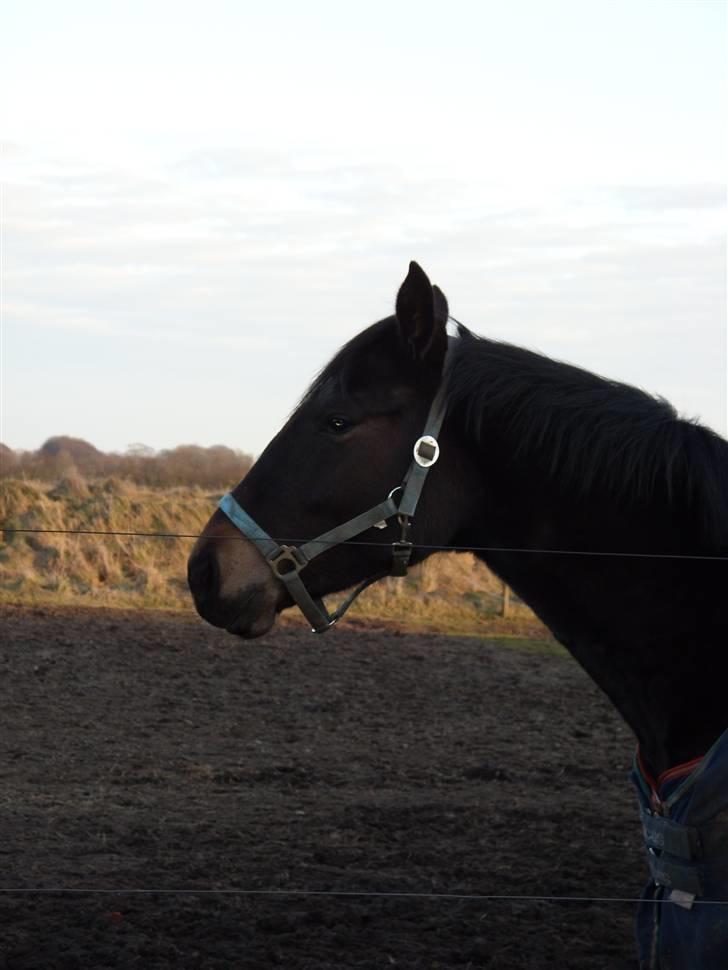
xmin=632 ymin=729 xmax=728 ymax=969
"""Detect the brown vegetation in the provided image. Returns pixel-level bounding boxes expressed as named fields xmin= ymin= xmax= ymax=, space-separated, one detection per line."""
xmin=0 ymin=475 xmax=545 ymax=638
xmin=1 ymin=438 xmax=254 ymax=489
xmin=0 ymin=477 xmax=211 ymax=610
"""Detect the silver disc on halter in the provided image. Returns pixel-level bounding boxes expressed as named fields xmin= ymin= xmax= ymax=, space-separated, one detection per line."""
xmin=413 ymin=435 xmax=440 ymax=467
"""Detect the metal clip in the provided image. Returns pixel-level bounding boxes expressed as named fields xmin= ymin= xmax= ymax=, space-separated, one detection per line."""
xmin=391 ymin=541 xmax=413 ymax=577
xmin=391 ymin=514 xmax=413 ymax=576
xmin=268 ymin=545 xmax=306 ymax=579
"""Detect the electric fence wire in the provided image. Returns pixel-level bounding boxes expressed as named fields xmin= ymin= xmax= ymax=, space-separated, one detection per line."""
xmin=0 ymin=887 xmax=726 ymax=906
xmin=2 ymin=524 xmax=726 ymax=907
xmin=2 ymin=526 xmax=727 ymax=562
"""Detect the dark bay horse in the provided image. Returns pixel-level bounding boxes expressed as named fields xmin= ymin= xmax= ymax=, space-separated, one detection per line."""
xmin=188 ymin=262 xmax=728 ymax=969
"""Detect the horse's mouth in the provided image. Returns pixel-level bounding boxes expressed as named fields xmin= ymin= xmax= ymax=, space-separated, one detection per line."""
xmin=225 ymin=610 xmax=277 ymax=639
xmin=222 ymin=583 xmax=285 ymax=639
xmin=186 ymin=577 xmax=281 ymax=639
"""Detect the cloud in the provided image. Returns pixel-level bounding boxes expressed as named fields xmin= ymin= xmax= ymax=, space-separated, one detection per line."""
xmin=610 ymin=183 xmax=726 ymax=211
xmin=3 ymin=144 xmax=725 ymax=453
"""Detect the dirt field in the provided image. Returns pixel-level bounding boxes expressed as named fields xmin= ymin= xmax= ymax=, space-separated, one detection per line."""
xmin=0 ymin=605 xmax=645 ymax=969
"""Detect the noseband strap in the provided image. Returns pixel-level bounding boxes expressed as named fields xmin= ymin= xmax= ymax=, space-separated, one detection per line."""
xmin=218 ymin=491 xmax=400 ymax=632
xmin=218 ymin=348 xmax=450 ymax=633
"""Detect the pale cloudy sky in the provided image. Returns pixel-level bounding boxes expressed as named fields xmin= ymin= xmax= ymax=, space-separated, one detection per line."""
xmin=1 ymin=0 xmax=726 ymax=457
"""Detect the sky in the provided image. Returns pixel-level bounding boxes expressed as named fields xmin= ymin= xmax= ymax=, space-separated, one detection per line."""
xmin=1 ymin=0 xmax=726 ymax=459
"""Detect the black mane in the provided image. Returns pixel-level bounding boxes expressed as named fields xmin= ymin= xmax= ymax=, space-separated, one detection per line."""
xmin=448 ymin=327 xmax=728 ymax=548
xmin=301 ymin=317 xmax=728 ymax=549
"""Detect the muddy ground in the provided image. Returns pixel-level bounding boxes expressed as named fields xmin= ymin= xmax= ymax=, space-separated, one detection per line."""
xmin=0 ymin=605 xmax=645 ymax=969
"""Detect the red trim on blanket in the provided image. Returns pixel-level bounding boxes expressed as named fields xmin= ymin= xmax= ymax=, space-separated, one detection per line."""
xmin=656 ymin=756 xmax=704 ymax=789
xmin=636 ymin=747 xmax=704 ymax=808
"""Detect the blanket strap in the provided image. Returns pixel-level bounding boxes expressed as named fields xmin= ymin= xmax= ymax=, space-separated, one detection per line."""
xmin=641 ymin=810 xmax=704 ymax=897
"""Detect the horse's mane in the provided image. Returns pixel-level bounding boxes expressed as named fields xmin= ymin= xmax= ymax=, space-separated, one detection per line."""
xmin=301 ymin=317 xmax=728 ymax=548
xmin=447 ymin=326 xmax=728 ymax=547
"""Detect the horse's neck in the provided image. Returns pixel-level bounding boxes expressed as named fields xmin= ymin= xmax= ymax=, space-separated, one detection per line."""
xmin=464 ymin=440 xmax=728 ymax=778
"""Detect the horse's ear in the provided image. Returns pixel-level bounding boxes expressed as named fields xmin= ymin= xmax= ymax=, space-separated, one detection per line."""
xmin=395 ymin=261 xmax=448 ymax=367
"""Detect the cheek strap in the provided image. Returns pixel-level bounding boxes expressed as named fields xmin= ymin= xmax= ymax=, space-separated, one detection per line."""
xmin=217 ymin=343 xmax=451 ymax=632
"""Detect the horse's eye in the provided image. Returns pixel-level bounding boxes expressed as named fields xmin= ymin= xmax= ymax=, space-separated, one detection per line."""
xmin=326 ymin=415 xmax=353 ymax=435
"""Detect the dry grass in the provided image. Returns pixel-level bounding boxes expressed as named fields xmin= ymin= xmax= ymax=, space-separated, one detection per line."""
xmin=0 ymin=476 xmax=210 ymax=611
xmin=0 ymin=476 xmax=548 ymax=638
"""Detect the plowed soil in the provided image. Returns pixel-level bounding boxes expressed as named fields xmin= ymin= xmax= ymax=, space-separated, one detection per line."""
xmin=0 ymin=605 xmax=644 ymax=969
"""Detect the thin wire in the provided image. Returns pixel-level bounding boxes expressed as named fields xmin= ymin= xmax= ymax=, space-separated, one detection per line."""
xmin=2 ymin=523 xmax=725 ymax=909
xmin=2 ymin=526 xmax=726 ymax=562
xmin=0 ymin=887 xmax=725 ymax=905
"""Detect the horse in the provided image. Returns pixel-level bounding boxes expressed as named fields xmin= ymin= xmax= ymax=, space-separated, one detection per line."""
xmin=188 ymin=262 xmax=728 ymax=969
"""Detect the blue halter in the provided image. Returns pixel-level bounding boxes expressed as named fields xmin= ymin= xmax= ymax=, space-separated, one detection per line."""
xmin=218 ymin=359 xmax=449 ymax=633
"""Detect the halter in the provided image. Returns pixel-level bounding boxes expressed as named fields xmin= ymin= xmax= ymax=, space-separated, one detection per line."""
xmin=218 ymin=349 xmax=450 ymax=633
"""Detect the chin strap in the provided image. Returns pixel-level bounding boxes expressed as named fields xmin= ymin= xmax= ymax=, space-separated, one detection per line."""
xmin=218 ymin=348 xmax=450 ymax=633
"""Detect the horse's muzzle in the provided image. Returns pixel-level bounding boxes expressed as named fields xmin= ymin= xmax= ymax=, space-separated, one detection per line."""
xmin=188 ymin=543 xmax=231 ymax=626
xmin=188 ymin=536 xmax=280 ymax=638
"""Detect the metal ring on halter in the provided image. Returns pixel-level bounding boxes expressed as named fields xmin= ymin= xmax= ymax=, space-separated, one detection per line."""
xmin=373 ymin=487 xmax=403 ymax=530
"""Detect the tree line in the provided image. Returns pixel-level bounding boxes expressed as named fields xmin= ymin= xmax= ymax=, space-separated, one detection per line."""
xmin=0 ymin=437 xmax=254 ymax=489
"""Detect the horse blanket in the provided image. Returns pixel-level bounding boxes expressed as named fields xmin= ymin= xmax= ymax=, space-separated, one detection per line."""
xmin=632 ymin=728 xmax=728 ymax=969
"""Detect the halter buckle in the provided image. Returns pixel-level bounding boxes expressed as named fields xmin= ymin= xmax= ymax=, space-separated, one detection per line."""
xmin=414 ymin=435 xmax=439 ymax=467
xmin=268 ymin=545 xmax=306 ymax=579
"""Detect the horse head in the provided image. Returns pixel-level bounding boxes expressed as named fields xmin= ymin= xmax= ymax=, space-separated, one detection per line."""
xmin=187 ymin=262 xmax=476 ymax=638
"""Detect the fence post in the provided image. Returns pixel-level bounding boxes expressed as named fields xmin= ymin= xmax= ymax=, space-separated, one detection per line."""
xmin=501 ymin=582 xmax=511 ymax=618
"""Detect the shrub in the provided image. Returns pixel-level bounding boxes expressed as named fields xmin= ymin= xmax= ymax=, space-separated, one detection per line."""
xmin=0 ymin=440 xmax=253 ymax=490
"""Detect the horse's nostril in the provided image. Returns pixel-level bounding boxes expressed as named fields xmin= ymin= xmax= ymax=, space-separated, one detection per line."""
xmin=188 ymin=546 xmax=219 ymax=606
